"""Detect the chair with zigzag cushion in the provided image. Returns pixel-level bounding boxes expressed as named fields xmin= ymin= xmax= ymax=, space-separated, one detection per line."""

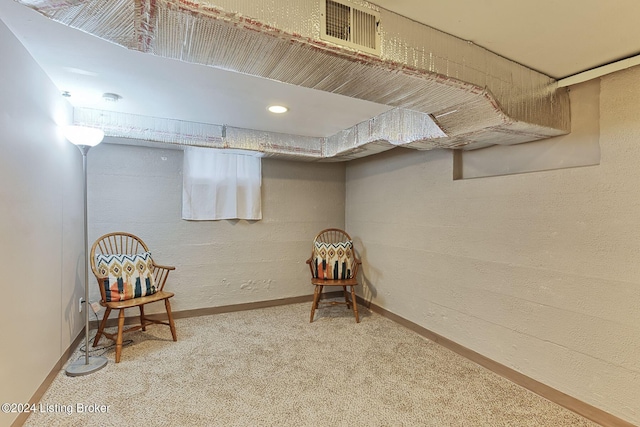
xmin=306 ymin=228 xmax=362 ymax=323
xmin=90 ymin=232 xmax=177 ymax=362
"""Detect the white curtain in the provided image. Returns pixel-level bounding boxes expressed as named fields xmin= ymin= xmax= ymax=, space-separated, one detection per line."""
xmin=182 ymin=147 xmax=262 ymax=220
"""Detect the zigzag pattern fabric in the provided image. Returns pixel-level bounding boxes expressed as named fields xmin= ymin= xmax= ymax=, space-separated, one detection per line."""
xmin=313 ymin=241 xmax=353 ymax=280
xmin=95 ymin=252 xmax=157 ymax=302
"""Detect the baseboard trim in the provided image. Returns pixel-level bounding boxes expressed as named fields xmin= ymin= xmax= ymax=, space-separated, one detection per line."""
xmin=358 ymin=297 xmax=634 ymax=427
xmin=17 ymin=294 xmax=630 ymax=427
xmin=89 ymin=292 xmax=342 ymax=329
xmin=13 ymin=293 xmax=333 ymax=427
xmin=11 ymin=330 xmax=85 ymax=427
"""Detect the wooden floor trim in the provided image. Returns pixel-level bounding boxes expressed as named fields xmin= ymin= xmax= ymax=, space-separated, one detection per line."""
xmin=89 ymin=292 xmax=342 ymax=329
xmin=14 ymin=293 xmax=338 ymax=427
xmin=11 ymin=331 xmax=85 ymax=427
xmin=358 ymin=297 xmax=634 ymax=427
xmin=16 ymin=294 xmax=632 ymax=427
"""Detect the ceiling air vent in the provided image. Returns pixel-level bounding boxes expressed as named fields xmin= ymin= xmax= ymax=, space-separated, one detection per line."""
xmin=321 ymin=0 xmax=381 ymax=56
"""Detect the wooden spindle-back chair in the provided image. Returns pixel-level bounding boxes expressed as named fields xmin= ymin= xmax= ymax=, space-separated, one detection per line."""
xmin=90 ymin=232 xmax=177 ymax=362
xmin=306 ymin=228 xmax=362 ymax=322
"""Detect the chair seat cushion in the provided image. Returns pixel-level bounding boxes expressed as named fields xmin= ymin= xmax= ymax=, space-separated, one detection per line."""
xmin=312 ymin=241 xmax=353 ymax=280
xmin=95 ymin=252 xmax=157 ymax=302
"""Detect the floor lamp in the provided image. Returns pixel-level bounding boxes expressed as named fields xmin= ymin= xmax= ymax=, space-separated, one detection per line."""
xmin=64 ymin=125 xmax=109 ymax=376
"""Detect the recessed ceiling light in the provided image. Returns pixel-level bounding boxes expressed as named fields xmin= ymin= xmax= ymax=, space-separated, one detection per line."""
xmin=102 ymin=93 xmax=122 ymax=102
xmin=267 ymin=105 xmax=288 ymax=114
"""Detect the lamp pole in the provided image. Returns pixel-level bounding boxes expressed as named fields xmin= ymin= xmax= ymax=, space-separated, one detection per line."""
xmin=65 ymin=127 xmax=108 ymax=376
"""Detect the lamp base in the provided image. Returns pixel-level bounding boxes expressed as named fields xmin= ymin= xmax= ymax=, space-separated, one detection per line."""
xmin=65 ymin=356 xmax=108 ymax=377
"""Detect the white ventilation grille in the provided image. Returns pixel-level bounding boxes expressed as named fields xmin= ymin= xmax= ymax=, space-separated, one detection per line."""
xmin=321 ymin=0 xmax=380 ymax=56
xmin=22 ymin=0 xmax=570 ymax=157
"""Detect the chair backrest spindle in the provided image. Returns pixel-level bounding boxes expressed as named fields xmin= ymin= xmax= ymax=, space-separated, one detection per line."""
xmin=91 ymin=232 xmax=150 ymax=259
xmin=315 ymin=228 xmax=352 ymax=245
xmin=88 ymin=231 xmax=177 ymax=362
xmin=308 ymin=227 xmax=361 ymax=322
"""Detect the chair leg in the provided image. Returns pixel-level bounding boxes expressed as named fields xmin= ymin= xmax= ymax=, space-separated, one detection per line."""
xmin=315 ymin=285 xmax=323 ymax=309
xmin=115 ymin=309 xmax=125 ymax=363
xmin=165 ymin=299 xmax=177 ymax=341
xmin=342 ymin=286 xmax=350 ymax=309
xmin=310 ymin=285 xmax=321 ymax=322
xmin=350 ymin=286 xmax=360 ymax=323
xmin=93 ymin=307 xmax=111 ymax=347
xmin=139 ymin=305 xmax=146 ymax=331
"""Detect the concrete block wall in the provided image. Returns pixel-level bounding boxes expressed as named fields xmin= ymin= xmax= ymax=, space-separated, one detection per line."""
xmin=345 ymin=73 xmax=640 ymax=424
xmin=87 ymin=142 xmax=346 ymax=313
xmin=3 ymin=10 xmax=639 ymax=424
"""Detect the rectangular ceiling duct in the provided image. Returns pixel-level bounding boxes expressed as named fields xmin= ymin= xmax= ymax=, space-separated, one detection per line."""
xmin=18 ymin=0 xmax=571 ymax=161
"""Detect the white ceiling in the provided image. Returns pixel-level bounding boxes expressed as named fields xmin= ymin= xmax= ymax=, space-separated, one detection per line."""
xmin=374 ymin=0 xmax=640 ymax=80
xmin=1 ymin=0 xmax=639 ymax=139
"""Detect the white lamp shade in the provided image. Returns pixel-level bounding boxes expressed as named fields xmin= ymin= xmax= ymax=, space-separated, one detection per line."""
xmin=64 ymin=125 xmax=104 ymax=147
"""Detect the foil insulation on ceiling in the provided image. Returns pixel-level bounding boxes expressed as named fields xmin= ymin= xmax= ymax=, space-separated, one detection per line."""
xmin=73 ymin=106 xmax=445 ymax=161
xmin=19 ymin=0 xmax=571 ymax=160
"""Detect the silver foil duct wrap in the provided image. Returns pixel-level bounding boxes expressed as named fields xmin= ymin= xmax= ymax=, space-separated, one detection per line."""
xmin=21 ymin=0 xmax=570 ymax=160
xmin=74 ymin=107 xmax=445 ymax=161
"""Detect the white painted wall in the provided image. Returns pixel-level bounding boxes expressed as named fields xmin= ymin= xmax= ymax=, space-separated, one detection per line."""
xmin=0 ymin=20 xmax=83 ymax=427
xmin=346 ymin=73 xmax=640 ymax=424
xmin=87 ymin=142 xmax=345 ymax=313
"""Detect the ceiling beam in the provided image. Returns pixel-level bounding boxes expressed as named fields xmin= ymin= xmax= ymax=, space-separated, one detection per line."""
xmin=557 ymin=54 xmax=640 ymax=87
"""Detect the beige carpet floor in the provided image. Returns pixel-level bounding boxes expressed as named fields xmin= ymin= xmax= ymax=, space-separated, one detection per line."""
xmin=23 ymin=302 xmax=597 ymax=426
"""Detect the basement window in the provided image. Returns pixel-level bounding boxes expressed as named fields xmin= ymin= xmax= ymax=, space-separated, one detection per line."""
xmin=182 ymin=147 xmax=262 ymax=220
